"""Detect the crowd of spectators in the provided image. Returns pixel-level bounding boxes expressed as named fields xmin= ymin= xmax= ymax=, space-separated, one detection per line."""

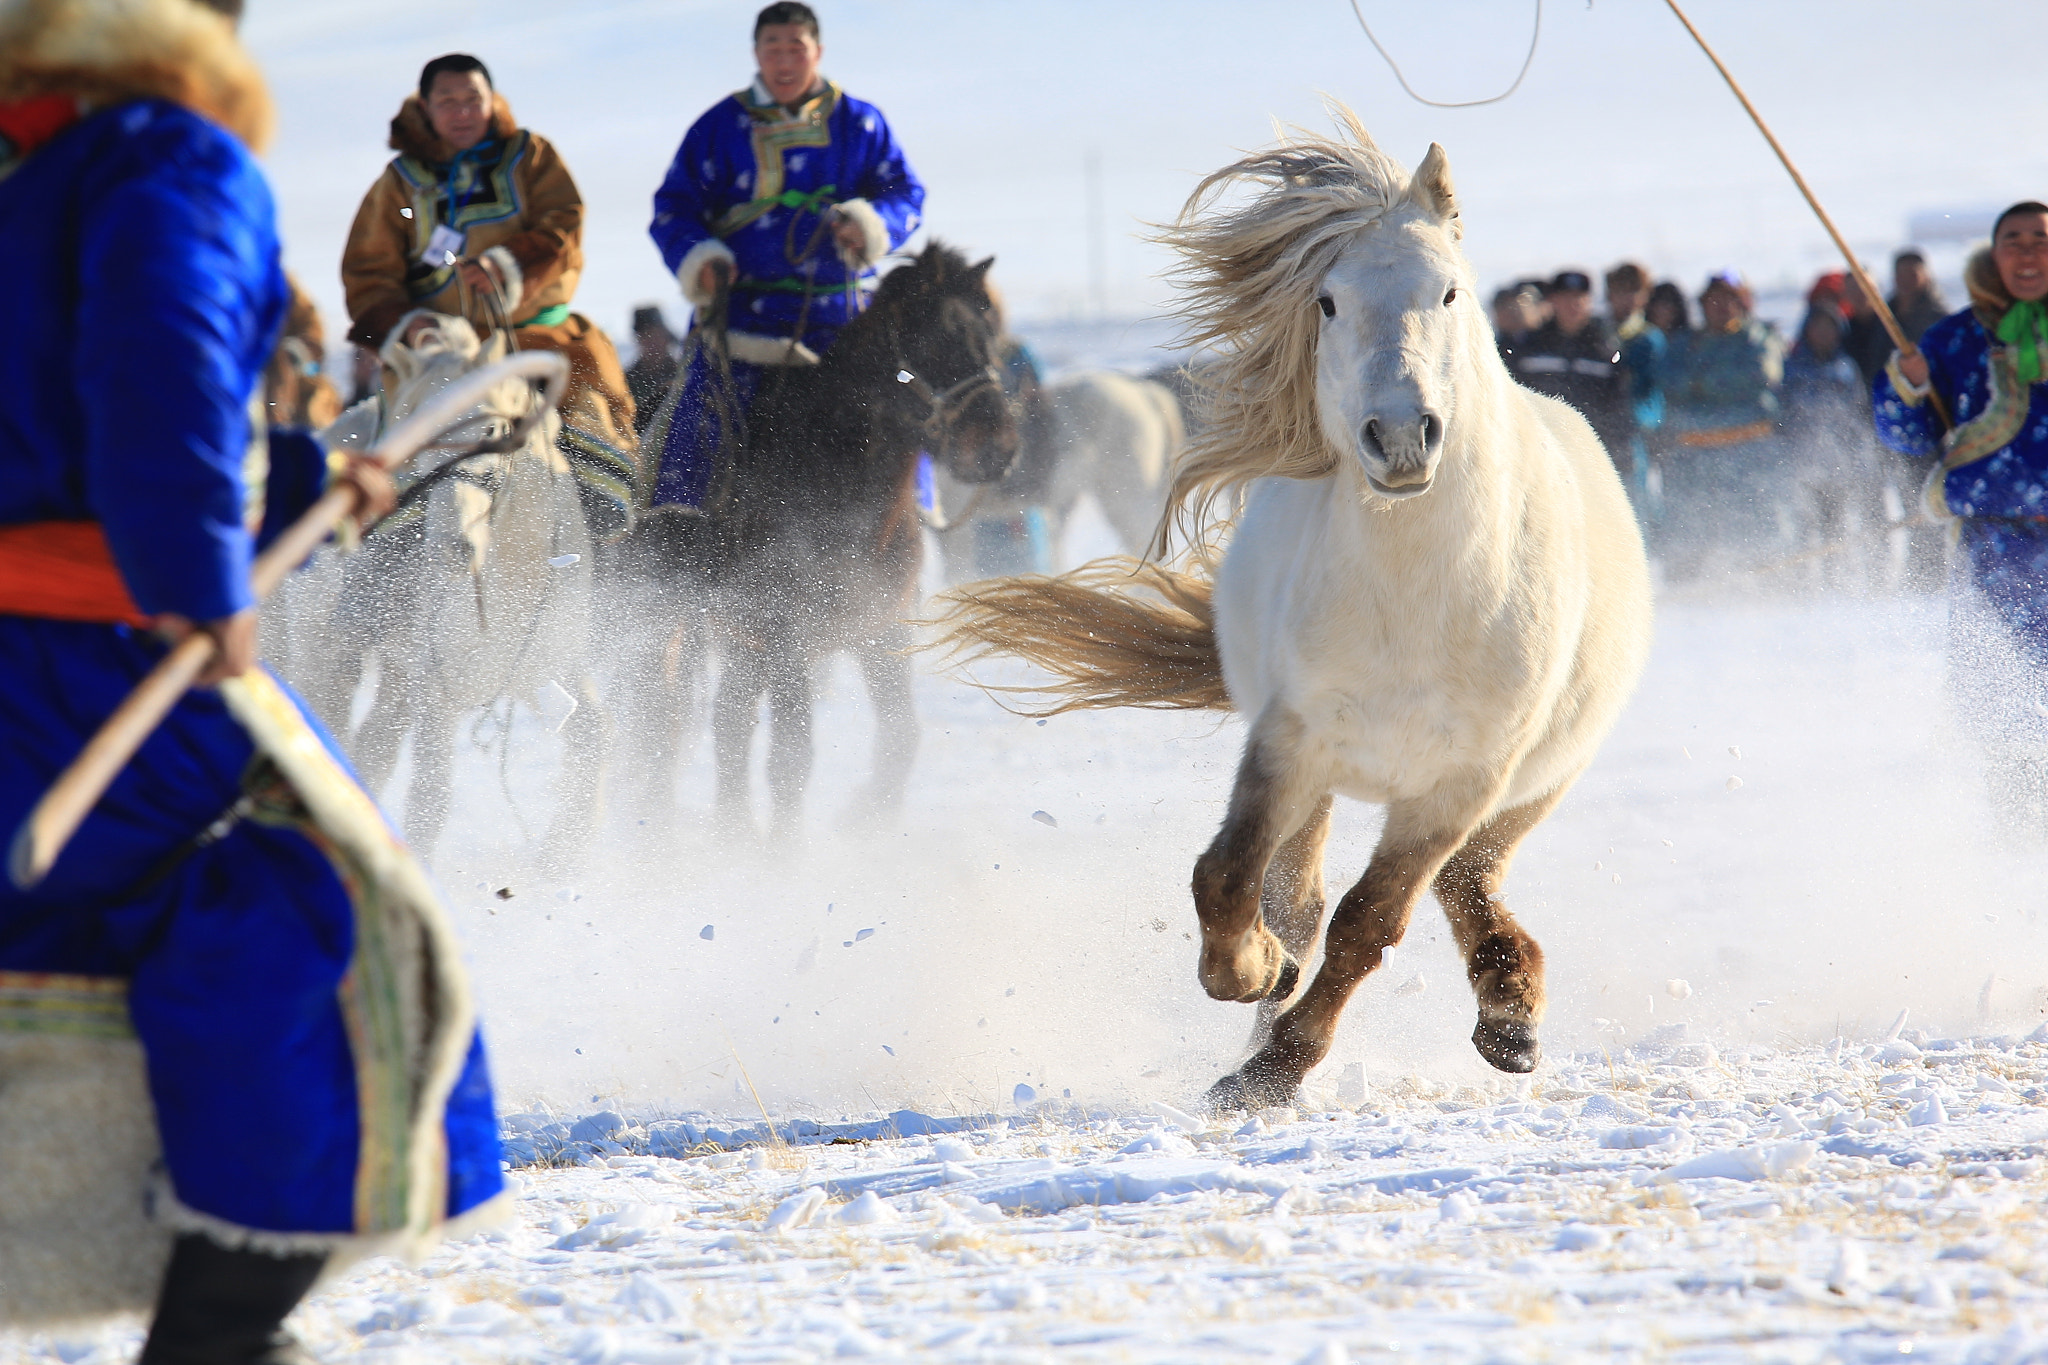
xmin=1493 ymin=251 xmax=1953 ymax=587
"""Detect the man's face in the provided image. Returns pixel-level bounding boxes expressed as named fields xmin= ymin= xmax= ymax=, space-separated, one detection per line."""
xmin=426 ymin=70 xmax=492 ymax=151
xmin=1551 ymin=288 xmax=1592 ymax=333
xmin=1995 ymin=214 xmax=2048 ymax=303
xmin=1895 ymin=258 xmax=1931 ymax=299
xmin=755 ymin=23 xmax=824 ymax=104
xmin=1606 ymin=283 xmax=1646 ymax=325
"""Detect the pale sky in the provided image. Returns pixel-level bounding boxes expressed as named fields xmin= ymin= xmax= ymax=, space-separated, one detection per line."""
xmin=245 ymin=0 xmax=2047 ymax=347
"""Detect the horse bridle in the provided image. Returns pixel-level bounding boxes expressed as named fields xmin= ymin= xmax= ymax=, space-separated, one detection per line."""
xmin=893 ymin=360 xmax=1006 ymax=467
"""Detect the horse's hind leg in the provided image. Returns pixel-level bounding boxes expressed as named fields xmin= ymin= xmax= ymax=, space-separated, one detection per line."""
xmin=1432 ymin=789 xmax=1563 ymax=1074
xmin=850 ymin=632 xmax=918 ymax=821
xmin=1248 ymin=795 xmax=1334 ymax=1050
xmin=1210 ymin=786 xmax=1492 ymax=1111
xmin=1191 ymin=704 xmax=1326 ymax=1006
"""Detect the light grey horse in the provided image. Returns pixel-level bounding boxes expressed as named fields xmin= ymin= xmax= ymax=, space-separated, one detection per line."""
xmin=266 ymin=316 xmax=608 ymax=865
xmin=931 ymin=369 xmax=1184 ymax=578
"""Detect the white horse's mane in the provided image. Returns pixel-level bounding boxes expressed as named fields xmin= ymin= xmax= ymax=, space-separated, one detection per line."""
xmin=1151 ymin=103 xmax=1433 ymax=556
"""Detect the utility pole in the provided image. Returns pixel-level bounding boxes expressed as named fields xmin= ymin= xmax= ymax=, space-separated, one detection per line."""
xmin=1084 ymin=149 xmax=1107 ymax=320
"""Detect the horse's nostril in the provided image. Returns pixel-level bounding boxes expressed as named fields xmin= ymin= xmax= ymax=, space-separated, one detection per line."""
xmin=1421 ymin=413 xmax=1443 ymax=450
xmin=1362 ymin=418 xmax=1382 ymax=454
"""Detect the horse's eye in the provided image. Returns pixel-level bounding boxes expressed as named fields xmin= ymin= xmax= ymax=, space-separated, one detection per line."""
xmin=1443 ymin=287 xmax=1459 ymax=306
xmin=1317 ymin=295 xmax=1336 ymax=319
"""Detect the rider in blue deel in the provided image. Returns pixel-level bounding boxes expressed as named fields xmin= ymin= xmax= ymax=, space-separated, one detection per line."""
xmin=647 ymin=1 xmax=927 ymax=510
xmin=1875 ymin=201 xmax=2048 ymax=838
xmin=0 ymin=1 xmax=504 ymax=1357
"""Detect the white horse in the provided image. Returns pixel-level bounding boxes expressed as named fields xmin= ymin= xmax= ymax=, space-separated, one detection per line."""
xmin=931 ymin=369 xmax=1183 ymax=578
xmin=934 ymin=110 xmax=1653 ymax=1109
xmin=267 ymin=315 xmax=607 ymax=864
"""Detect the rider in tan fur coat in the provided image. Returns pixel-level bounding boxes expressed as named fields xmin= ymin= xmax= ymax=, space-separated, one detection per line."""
xmin=342 ymin=55 xmax=646 ymax=535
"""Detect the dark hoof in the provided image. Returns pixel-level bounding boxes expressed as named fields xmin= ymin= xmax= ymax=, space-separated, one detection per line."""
xmin=1473 ymin=1019 xmax=1541 ymax=1073
xmin=1203 ymin=1063 xmax=1300 ymax=1114
xmin=1270 ymin=953 xmax=1302 ymax=1003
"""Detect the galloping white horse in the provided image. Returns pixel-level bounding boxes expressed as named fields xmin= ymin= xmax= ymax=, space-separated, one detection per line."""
xmin=935 ymin=110 xmax=1653 ymax=1108
xmin=267 ymin=316 xmax=606 ymax=864
xmin=932 ymin=369 xmax=1184 ymax=578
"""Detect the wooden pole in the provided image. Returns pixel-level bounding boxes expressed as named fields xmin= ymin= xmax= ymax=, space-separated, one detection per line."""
xmin=7 ymin=350 xmax=569 ymax=890
xmin=1663 ymin=0 xmax=1950 ymax=428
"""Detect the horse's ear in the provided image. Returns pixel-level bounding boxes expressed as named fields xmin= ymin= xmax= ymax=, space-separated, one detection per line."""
xmin=972 ymin=255 xmax=995 ymax=278
xmin=1410 ymin=142 xmax=1458 ymax=221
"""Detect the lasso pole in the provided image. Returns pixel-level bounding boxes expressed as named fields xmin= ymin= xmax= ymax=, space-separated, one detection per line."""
xmin=1663 ymin=0 xmax=1950 ymax=429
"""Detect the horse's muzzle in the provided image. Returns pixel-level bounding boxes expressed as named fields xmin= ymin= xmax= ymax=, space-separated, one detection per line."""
xmin=1360 ymin=412 xmax=1442 ymax=499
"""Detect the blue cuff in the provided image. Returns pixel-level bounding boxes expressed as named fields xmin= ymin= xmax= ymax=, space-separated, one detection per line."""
xmin=257 ymin=428 xmax=329 ymax=552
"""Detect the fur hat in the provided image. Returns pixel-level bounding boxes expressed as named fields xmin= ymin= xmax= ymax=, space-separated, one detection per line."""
xmin=1966 ymin=247 xmax=2012 ymax=331
xmin=0 ymin=0 xmax=271 ymax=149
xmin=388 ymin=89 xmax=517 ymax=166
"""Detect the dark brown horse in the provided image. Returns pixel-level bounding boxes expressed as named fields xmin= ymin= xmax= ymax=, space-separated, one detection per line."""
xmin=616 ymin=243 xmax=1019 ymax=840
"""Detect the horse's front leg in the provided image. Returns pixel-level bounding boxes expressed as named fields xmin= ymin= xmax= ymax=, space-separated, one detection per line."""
xmin=404 ymin=684 xmax=457 ymax=864
xmin=542 ymin=672 xmax=612 ymax=869
xmin=762 ymin=637 xmax=813 ymax=845
xmin=711 ymin=642 xmax=769 ymax=838
xmin=1432 ymin=789 xmax=1563 ymax=1074
xmin=1248 ymin=795 xmax=1334 ymax=1051
xmin=1191 ymin=704 xmax=1327 ymax=1005
xmin=1209 ymin=783 xmax=1495 ymax=1111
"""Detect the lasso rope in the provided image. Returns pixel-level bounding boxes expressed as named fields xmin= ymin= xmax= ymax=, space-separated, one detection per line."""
xmin=1347 ymin=0 xmax=1543 ymax=109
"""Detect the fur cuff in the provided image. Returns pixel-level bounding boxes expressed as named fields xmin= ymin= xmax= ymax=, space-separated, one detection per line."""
xmin=1885 ymin=351 xmax=1930 ymax=405
xmin=380 ymin=309 xmax=444 ymax=364
xmin=677 ymin=238 xmax=737 ymax=308
xmin=157 ymin=1178 xmax=518 ymax=1285
xmin=726 ymin=331 xmax=821 ymax=367
xmin=480 ymin=246 xmax=524 ymax=315
xmin=834 ymin=198 xmax=890 ymax=268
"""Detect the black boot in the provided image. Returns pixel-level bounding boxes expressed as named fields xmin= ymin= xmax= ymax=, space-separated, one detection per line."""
xmin=138 ymin=1234 xmax=327 ymax=1365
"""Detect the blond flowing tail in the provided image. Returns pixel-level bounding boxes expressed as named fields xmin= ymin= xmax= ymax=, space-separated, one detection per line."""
xmin=925 ymin=557 xmax=1231 ymax=716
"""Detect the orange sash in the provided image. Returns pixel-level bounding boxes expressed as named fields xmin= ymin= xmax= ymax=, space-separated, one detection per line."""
xmin=1674 ymin=419 xmax=1776 ymax=450
xmin=0 ymin=522 xmax=151 ymax=626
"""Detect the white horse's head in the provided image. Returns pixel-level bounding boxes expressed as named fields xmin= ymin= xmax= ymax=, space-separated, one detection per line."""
xmin=1313 ymin=143 xmax=1469 ymax=500
xmin=1150 ymin=107 xmax=1483 ymax=548
xmin=378 ymin=312 xmax=546 ymax=452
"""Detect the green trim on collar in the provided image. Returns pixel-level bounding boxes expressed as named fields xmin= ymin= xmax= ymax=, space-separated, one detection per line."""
xmin=515 ymin=303 xmax=572 ymax=328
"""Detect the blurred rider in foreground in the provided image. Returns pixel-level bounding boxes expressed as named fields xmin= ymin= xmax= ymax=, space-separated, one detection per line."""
xmin=0 ymin=1 xmax=504 ymax=1357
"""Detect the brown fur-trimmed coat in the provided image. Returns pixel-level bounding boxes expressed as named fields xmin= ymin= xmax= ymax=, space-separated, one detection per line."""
xmin=342 ymin=91 xmax=639 ymax=491
xmin=341 ymin=92 xmax=582 ymax=349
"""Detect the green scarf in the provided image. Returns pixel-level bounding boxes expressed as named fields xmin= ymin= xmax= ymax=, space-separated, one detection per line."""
xmin=1996 ymin=297 xmax=2048 ymax=386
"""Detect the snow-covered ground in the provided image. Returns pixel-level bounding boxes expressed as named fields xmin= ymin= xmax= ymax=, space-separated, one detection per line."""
xmin=21 ymin=1029 xmax=2048 ymax=1363
xmin=14 ymin=528 xmax=2048 ymax=1362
